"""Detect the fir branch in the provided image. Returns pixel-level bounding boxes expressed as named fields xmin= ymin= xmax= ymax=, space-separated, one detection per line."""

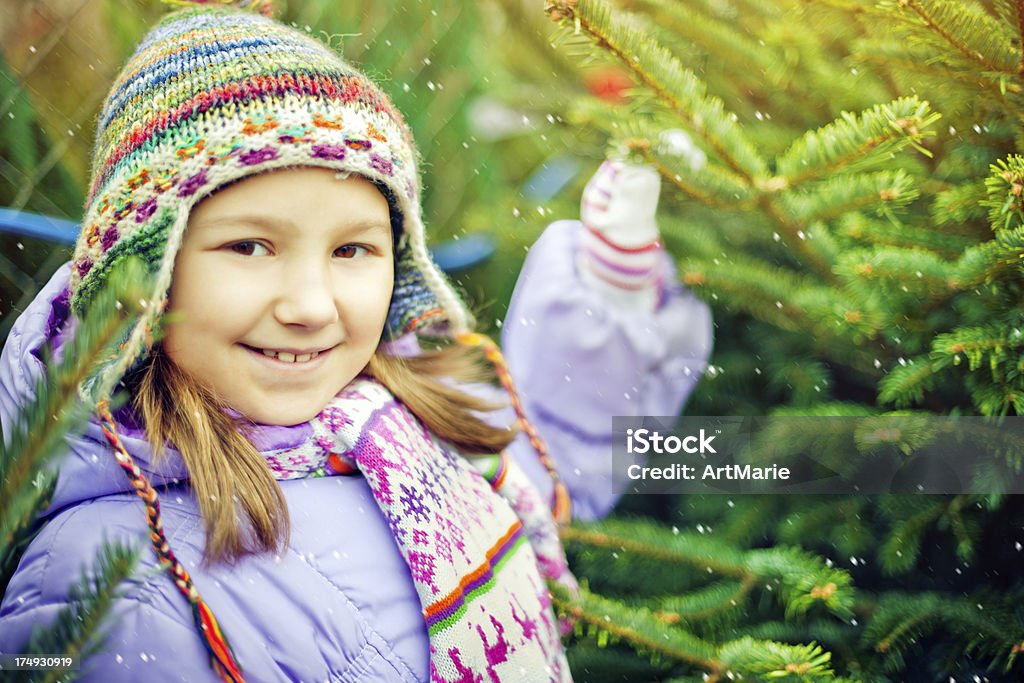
xmin=23 ymin=541 xmax=141 ymax=683
xmin=966 ymin=371 xmax=1024 ymax=416
xmin=659 ymin=215 xmax=725 ymax=263
xmin=0 ymin=259 xmax=151 ymax=587
xmin=717 ymin=637 xmax=835 ymax=681
xmin=930 ymin=181 xmax=990 ymax=230
xmin=679 ymin=255 xmax=847 ymax=335
xmin=682 ymin=263 xmax=884 ymax=376
xmin=742 ymin=621 xmax=863 ymax=679
xmin=28 ymin=544 xmax=141 ymax=683
xmin=617 ymin=0 xmax=832 ymax=125
xmin=855 ymin=38 xmax=1023 ymax=95
xmin=653 ymin=577 xmax=758 ymax=623
xmin=944 ymin=495 xmax=977 ymax=561
xmin=866 ymin=592 xmax=1022 ymax=671
xmin=983 ymin=155 xmax=1024 ymax=232
xmin=550 ymin=0 xmax=768 ymax=182
xmin=883 ymin=0 xmax=1019 ymax=75
xmin=563 ymin=96 xmax=722 ymax=179
xmin=564 ymin=640 xmax=676 ymax=680
xmin=565 ymin=520 xmax=856 ymax=622
xmin=877 ymin=357 xmax=941 ymax=407
xmin=765 ymin=358 xmax=834 ymax=405
xmin=716 ymin=496 xmax=786 ymax=546
xmin=877 ymin=497 xmax=947 ymax=575
xmin=492 ymin=0 xmax=581 ymax=85
xmin=768 ymin=402 xmax=879 ymax=417
xmin=551 ymin=583 xmax=723 ymax=671
xmin=561 ymin=520 xmax=749 ymax=578
xmin=756 ymin=197 xmax=838 ymax=280
xmin=745 ymin=414 xmax=862 ymax=479
xmin=0 ymin=474 xmax=56 ymax=597
xmin=743 ymin=617 xmax=860 ymax=649
xmin=775 ymin=98 xmax=940 ymax=186
xmin=931 ymin=324 xmax=1024 ymax=373
xmin=829 ymin=0 xmax=932 ymax=104
xmin=1018 ymin=0 xmax=1024 ymax=73
xmin=953 ymin=228 xmax=1024 ymax=288
xmin=835 ymin=246 xmax=959 ymax=304
xmin=837 ymin=213 xmax=975 ymax=258
xmin=778 ymin=497 xmax=874 ymax=558
xmin=630 ymin=141 xmax=756 ymax=210
xmin=849 ymin=38 xmax=1024 ymax=123
xmin=783 ymin=170 xmax=919 ymax=223
xmin=579 ymin=101 xmax=757 ymax=210
xmin=746 ymin=547 xmax=856 ymax=621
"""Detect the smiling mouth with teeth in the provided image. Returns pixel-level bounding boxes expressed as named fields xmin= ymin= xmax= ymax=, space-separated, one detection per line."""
xmin=258 ymin=348 xmax=322 ymax=364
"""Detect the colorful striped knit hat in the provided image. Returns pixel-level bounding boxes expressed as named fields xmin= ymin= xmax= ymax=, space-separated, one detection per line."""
xmin=70 ymin=0 xmax=472 ymax=402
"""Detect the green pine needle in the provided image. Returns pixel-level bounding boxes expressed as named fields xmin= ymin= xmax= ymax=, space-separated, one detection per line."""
xmin=23 ymin=541 xmax=141 ymax=683
xmin=557 ymin=0 xmax=769 ymax=180
xmin=718 ymin=636 xmax=835 ymax=680
xmin=776 ymin=98 xmax=940 ymax=184
xmin=0 ymin=258 xmax=151 ymax=594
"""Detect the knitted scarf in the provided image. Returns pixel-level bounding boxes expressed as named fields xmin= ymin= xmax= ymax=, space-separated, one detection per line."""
xmin=264 ymin=377 xmax=575 ymax=682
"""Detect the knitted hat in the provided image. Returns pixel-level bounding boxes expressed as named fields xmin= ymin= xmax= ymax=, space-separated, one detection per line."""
xmin=70 ymin=0 xmax=470 ymax=401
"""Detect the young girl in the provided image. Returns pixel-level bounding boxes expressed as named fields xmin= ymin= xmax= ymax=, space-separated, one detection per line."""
xmin=0 ymin=2 xmax=712 ymax=681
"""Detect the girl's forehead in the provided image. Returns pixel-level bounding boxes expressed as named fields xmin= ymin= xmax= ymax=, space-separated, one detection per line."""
xmin=190 ymin=168 xmax=391 ymax=222
xmin=199 ymin=167 xmax=386 ymax=201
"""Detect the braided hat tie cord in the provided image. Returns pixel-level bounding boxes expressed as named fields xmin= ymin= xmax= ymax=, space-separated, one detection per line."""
xmin=96 ymin=401 xmax=246 ymax=683
xmin=454 ymin=332 xmax=572 ymax=525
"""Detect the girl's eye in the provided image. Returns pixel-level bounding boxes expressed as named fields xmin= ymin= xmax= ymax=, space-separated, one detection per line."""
xmin=335 ymin=244 xmax=369 ymax=259
xmin=229 ymin=241 xmax=270 ymax=256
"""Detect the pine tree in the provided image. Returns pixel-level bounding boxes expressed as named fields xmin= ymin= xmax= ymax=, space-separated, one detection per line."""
xmin=500 ymin=0 xmax=1024 ymax=680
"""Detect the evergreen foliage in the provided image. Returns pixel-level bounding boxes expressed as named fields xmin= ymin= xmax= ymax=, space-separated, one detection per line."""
xmin=534 ymin=0 xmax=1024 ymax=679
xmin=0 ymin=260 xmax=148 ymax=677
xmin=18 ymin=543 xmax=141 ymax=683
xmin=556 ymin=518 xmax=855 ymax=680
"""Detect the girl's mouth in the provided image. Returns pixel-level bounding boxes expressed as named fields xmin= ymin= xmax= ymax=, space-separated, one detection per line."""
xmin=260 ymin=349 xmax=320 ymax=363
xmin=241 ymin=344 xmax=332 ymax=365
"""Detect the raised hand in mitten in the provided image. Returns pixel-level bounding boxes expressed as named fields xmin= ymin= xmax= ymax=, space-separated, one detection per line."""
xmin=578 ymin=160 xmax=664 ymax=308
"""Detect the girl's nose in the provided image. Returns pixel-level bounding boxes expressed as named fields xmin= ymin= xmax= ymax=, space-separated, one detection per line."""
xmin=273 ymin=263 xmax=340 ymax=329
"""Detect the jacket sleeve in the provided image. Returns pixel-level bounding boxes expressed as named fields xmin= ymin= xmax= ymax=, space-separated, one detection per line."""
xmin=501 ymin=220 xmax=713 ymax=521
xmin=0 ymin=264 xmax=71 ymax=442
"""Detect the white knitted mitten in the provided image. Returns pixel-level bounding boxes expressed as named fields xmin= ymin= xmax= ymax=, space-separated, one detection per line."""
xmin=578 ymin=160 xmax=664 ymax=308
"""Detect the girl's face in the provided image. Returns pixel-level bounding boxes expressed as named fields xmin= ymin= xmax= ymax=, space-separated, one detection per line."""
xmin=164 ymin=168 xmax=395 ymax=426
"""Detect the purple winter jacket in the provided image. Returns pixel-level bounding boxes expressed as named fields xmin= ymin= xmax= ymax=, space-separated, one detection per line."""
xmin=0 ymin=220 xmax=712 ymax=682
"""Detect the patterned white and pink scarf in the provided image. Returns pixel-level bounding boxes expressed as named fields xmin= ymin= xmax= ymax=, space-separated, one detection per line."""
xmin=264 ymin=376 xmax=576 ymax=682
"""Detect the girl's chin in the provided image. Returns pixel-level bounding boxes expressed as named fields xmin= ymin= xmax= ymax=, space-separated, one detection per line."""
xmin=217 ymin=363 xmax=365 ymax=426
xmin=229 ymin=392 xmax=340 ymax=427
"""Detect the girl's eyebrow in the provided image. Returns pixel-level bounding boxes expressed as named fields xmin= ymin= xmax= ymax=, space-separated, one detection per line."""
xmin=194 ymin=214 xmax=391 ymax=234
